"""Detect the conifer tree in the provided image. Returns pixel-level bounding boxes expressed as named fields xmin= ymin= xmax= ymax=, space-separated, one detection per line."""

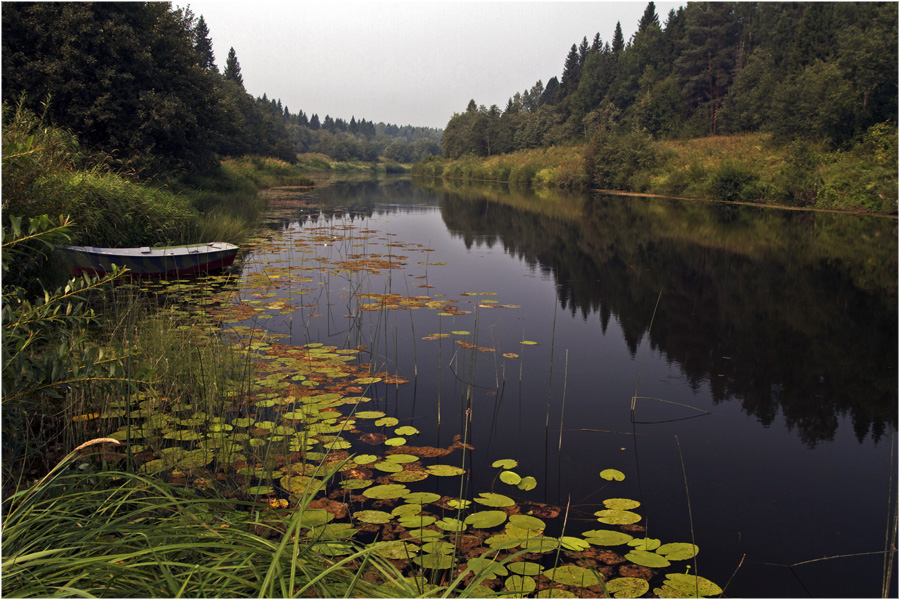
xmin=612 ymin=22 xmax=625 ymax=54
xmin=560 ymin=44 xmax=581 ymax=97
xmin=638 ymin=2 xmax=660 ymax=32
xmin=193 ymin=15 xmax=217 ymax=72
xmin=223 ymin=47 xmax=243 ymax=87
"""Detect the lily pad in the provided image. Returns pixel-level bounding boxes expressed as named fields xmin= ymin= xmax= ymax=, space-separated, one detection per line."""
xmin=595 ymin=509 xmax=642 ymax=525
xmin=389 ymin=470 xmax=429 ymax=482
xmin=507 ymin=561 xmax=543 ymax=576
xmin=492 ymin=458 xmax=518 ymax=469
xmin=604 ymin=497 xmax=641 ymax=510
xmin=355 ymin=411 xmax=386 ymax=419
xmin=384 ymin=436 xmax=406 ymax=446
xmin=500 ymin=470 xmax=522 ymax=485
xmin=354 ymin=454 xmax=378 ymax=465
xmin=653 ymin=573 xmax=723 ymax=598
xmin=560 ymin=536 xmax=591 ymax=551
xmin=398 ymin=514 xmax=436 ymax=528
xmin=543 ymin=565 xmax=602 ymax=587
xmin=339 ymin=478 xmax=372 ymax=490
xmin=464 ymin=510 xmax=508 ymax=529
xmin=363 ymin=484 xmax=409 ymax=500
xmin=508 ymin=514 xmax=545 ymax=532
xmin=354 ymin=510 xmax=392 ymax=524
xmin=434 ymin=517 xmax=466 ymax=532
xmin=405 ymin=492 xmax=441 ymax=504
xmin=474 ymin=492 xmax=515 ymax=507
xmin=447 ymin=498 xmax=471 ymax=510
xmin=607 ymin=577 xmax=651 ymax=598
xmin=391 ymin=503 xmax=423 ymax=517
xmin=600 ymin=468 xmax=626 ymax=481
xmin=466 ymin=557 xmax=508 ymax=579
xmin=517 ymin=476 xmax=537 ymax=491
xmin=374 ymin=461 xmax=403 ymax=473
xmin=385 ymin=453 xmax=419 ymax=463
xmin=625 ymin=549 xmax=671 ymax=568
xmin=374 ymin=542 xmax=419 ymax=560
xmin=583 ymin=529 xmax=634 ymax=546
xmin=426 ymin=464 xmax=466 ymax=477
xmin=394 ymin=426 xmax=420 ymax=436
xmin=656 ymin=542 xmax=699 ymax=561
xmin=421 ymin=540 xmax=456 ymax=555
xmin=375 ymin=417 xmax=399 ymax=427
xmin=628 ymin=537 xmax=662 ymax=551
xmin=505 ymin=575 xmax=536 ymax=594
xmin=412 ymin=553 xmax=454 ymax=570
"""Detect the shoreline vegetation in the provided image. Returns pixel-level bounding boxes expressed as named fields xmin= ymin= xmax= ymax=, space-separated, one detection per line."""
xmin=412 ymin=130 xmax=898 ymax=215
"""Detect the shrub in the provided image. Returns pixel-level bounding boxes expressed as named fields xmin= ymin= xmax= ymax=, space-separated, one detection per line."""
xmin=708 ymin=161 xmax=759 ymax=202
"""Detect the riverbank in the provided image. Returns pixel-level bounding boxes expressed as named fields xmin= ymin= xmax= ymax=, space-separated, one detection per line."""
xmin=412 ymin=128 xmax=898 ymax=214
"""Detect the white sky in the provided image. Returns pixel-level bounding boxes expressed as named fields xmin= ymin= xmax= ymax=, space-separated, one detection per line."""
xmin=179 ymin=1 xmax=682 ymax=130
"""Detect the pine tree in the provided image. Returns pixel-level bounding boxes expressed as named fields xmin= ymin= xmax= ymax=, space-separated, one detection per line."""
xmin=612 ymin=22 xmax=625 ymax=54
xmin=560 ymin=43 xmax=581 ymax=97
xmin=578 ymin=36 xmax=590 ymax=66
xmin=638 ymin=2 xmax=660 ymax=32
xmin=193 ymin=15 xmax=216 ymax=72
xmin=309 ymin=114 xmax=320 ymax=130
xmin=223 ymin=47 xmax=243 ymax=87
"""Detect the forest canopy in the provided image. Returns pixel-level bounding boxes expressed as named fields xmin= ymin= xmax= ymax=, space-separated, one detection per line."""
xmin=441 ymin=2 xmax=898 ymax=158
xmin=1 ymin=2 xmax=441 ymax=177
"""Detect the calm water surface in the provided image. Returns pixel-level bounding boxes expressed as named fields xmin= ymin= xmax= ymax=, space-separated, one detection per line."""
xmin=239 ymin=178 xmax=897 ymax=597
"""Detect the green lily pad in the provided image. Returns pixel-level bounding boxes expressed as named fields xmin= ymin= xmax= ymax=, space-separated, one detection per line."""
xmin=363 ymin=484 xmax=409 ymax=500
xmin=426 ymin=464 xmax=465 ymax=476
xmin=543 ymin=565 xmax=602 ymax=587
xmin=389 ymin=470 xmax=429 ymax=482
xmin=466 ymin=557 xmax=508 ymax=579
xmin=625 ymin=549 xmax=671 ymax=568
xmin=375 ymin=417 xmax=399 ymax=427
xmin=447 ymin=498 xmax=471 ymax=510
xmin=627 ymin=537 xmax=661 ymax=551
xmin=374 ymin=461 xmax=403 ymax=473
xmin=508 ymin=514 xmax=545 ymax=532
xmin=560 ymin=536 xmax=591 ymax=551
xmin=246 ymin=485 xmax=274 ymax=495
xmin=595 ymin=509 xmax=642 ymax=525
xmin=505 ymin=575 xmax=536 ymax=594
xmin=384 ymin=436 xmax=406 ymax=446
xmin=339 ymin=478 xmax=372 ymax=490
xmin=492 ymin=458 xmax=518 ymax=469
xmin=604 ymin=497 xmax=640 ymax=510
xmin=519 ymin=537 xmax=559 ymax=552
xmin=412 ymin=553 xmax=453 ymax=570
xmin=405 ymin=492 xmax=441 ymax=504
xmin=394 ymin=426 xmax=420 ymax=436
xmin=500 ymin=470 xmax=522 ymax=485
xmin=354 ymin=454 xmax=378 ymax=465
xmin=656 ymin=542 xmax=699 ymax=561
xmin=434 ymin=517 xmax=466 ymax=532
xmin=355 ymin=411 xmax=386 ymax=419
xmin=392 ymin=503 xmax=423 ymax=517
xmin=407 ymin=528 xmax=443 ymax=541
xmin=520 ymin=340 xmax=538 ymax=346
xmin=474 ymin=492 xmax=515 ymax=507
xmin=583 ymin=529 xmax=634 ymax=546
xmin=517 ymin=476 xmax=537 ymax=491
xmin=507 ymin=561 xmax=543 ymax=576
xmin=484 ymin=534 xmax=520 ymax=549
xmin=535 ymin=588 xmax=576 ymax=598
xmin=397 ymin=514 xmax=436 ymax=528
xmin=374 ymin=542 xmax=419 ymax=560
xmin=385 ymin=453 xmax=419 ymax=463
xmin=353 ymin=510 xmax=393 ymax=524
xmin=464 ymin=510 xmax=508 ymax=529
xmin=607 ymin=577 xmax=651 ymax=598
xmin=600 ymin=468 xmax=626 ymax=481
xmin=653 ymin=573 xmax=723 ymax=598
xmin=421 ymin=540 xmax=456 ymax=555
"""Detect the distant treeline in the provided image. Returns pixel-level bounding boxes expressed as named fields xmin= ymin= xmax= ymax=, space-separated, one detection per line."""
xmin=1 ymin=2 xmax=441 ymax=178
xmin=442 ymin=2 xmax=897 ymax=158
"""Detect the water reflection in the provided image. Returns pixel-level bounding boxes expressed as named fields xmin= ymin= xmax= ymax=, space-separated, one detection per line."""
xmin=424 ymin=180 xmax=898 ymax=448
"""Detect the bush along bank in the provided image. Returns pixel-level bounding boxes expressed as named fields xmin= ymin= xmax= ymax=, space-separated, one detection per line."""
xmin=413 ymin=126 xmax=898 ymax=214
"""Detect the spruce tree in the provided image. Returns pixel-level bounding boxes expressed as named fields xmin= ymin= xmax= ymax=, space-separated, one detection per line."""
xmin=638 ymin=2 xmax=660 ymax=32
xmin=223 ymin=47 xmax=243 ymax=87
xmin=560 ymin=43 xmax=581 ymax=97
xmin=612 ymin=22 xmax=624 ymax=54
xmin=193 ymin=15 xmax=217 ymax=71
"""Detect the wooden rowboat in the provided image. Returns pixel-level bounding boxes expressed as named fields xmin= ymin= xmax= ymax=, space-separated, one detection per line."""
xmin=63 ymin=242 xmax=239 ymax=277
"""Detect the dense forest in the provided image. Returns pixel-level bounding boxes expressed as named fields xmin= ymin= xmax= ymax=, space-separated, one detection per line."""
xmin=441 ymin=2 xmax=897 ymax=158
xmin=1 ymin=2 xmax=441 ymax=178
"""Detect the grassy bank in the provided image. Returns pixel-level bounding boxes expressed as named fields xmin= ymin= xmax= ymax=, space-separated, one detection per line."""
xmin=413 ymin=128 xmax=898 ymax=214
xmin=296 ymin=152 xmax=411 ymax=175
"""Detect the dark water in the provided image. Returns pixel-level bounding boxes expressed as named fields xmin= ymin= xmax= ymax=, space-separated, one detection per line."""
xmin=243 ymin=177 xmax=897 ymax=597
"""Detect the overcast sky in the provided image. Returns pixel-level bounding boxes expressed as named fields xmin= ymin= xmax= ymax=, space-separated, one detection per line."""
xmin=179 ymin=1 xmax=682 ymax=130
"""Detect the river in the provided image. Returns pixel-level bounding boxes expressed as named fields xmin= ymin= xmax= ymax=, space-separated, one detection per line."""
xmin=234 ymin=176 xmax=897 ymax=597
